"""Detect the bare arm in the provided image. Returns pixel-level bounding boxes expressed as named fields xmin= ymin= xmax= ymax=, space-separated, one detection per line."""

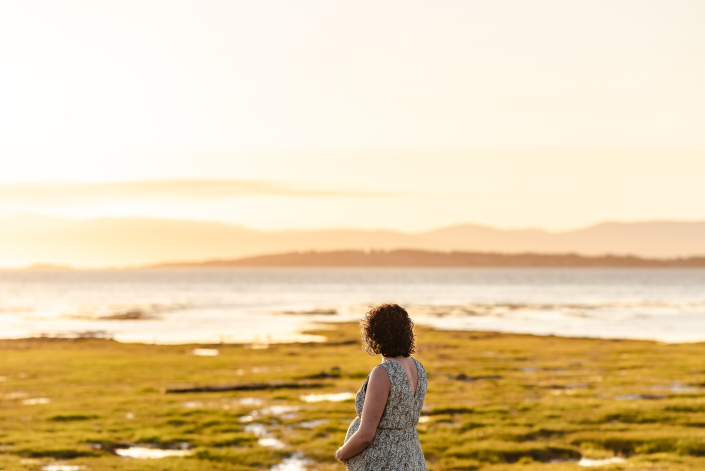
xmin=335 ymin=365 xmax=390 ymax=462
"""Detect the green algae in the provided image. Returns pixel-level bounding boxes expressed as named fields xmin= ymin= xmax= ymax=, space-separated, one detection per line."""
xmin=1 ymin=324 xmax=705 ymax=470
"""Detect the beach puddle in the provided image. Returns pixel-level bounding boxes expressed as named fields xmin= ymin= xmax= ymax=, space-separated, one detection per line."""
xmin=4 ymin=391 xmax=28 ymax=399
xmin=41 ymin=465 xmax=84 ymax=471
xmin=258 ymin=437 xmax=286 ymax=449
xmin=298 ymin=419 xmax=329 ymax=428
xmin=241 ymin=403 xmax=299 ymax=422
xmin=578 ymin=457 xmax=626 ymax=466
xmin=184 ymin=397 xmax=266 ymax=410
xmin=261 ymin=405 xmax=299 ymax=416
xmin=22 ymin=397 xmax=51 ymax=405
xmin=182 ymin=400 xmax=204 ymax=408
xmin=191 ymin=348 xmax=219 ymax=356
xmin=270 ymin=452 xmax=309 ymax=471
xmin=300 ymin=392 xmax=354 ymax=402
xmin=115 ymin=446 xmax=192 ymax=459
xmin=244 ymin=423 xmax=286 ymax=449
xmin=239 ymin=397 xmax=263 ymax=406
xmin=244 ymin=423 xmax=268 ymax=436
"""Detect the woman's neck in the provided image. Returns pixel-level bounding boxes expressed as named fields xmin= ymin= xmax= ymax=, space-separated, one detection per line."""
xmin=382 ymin=355 xmax=407 ymax=361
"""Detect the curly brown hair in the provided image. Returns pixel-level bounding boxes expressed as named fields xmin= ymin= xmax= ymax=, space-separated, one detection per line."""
xmin=359 ymin=303 xmax=417 ymax=357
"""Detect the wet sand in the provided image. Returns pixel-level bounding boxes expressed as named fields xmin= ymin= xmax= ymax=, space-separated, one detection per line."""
xmin=3 ymin=268 xmax=705 ymax=344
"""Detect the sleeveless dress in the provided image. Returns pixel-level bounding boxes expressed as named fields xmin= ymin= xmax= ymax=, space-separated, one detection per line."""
xmin=344 ymin=357 xmax=428 ymax=470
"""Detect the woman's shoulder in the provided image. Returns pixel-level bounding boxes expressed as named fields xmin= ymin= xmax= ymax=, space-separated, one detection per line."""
xmin=412 ymin=356 xmax=427 ymax=375
xmin=371 ymin=362 xmax=392 ymax=378
xmin=367 ymin=363 xmax=392 ymax=390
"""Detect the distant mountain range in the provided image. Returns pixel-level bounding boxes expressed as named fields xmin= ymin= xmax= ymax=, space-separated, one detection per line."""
xmin=2 ymin=214 xmax=705 ymax=266
xmin=155 ymin=249 xmax=705 ymax=268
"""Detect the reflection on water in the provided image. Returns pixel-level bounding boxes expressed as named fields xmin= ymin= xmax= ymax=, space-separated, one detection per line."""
xmin=300 ymin=393 xmax=355 ymax=402
xmin=270 ymin=453 xmax=309 ymax=471
xmin=115 ymin=447 xmax=192 ymax=459
xmin=41 ymin=466 xmax=84 ymax=471
xmin=298 ymin=418 xmax=329 ymax=428
xmin=22 ymin=397 xmax=51 ymax=405
xmin=578 ymin=457 xmax=626 ymax=466
xmin=191 ymin=348 xmax=219 ymax=356
xmin=244 ymin=423 xmax=286 ymax=449
xmin=1 ymin=268 xmax=705 ymax=343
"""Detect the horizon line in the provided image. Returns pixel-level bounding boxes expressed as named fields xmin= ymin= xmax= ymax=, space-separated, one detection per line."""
xmin=3 ymin=212 xmax=705 ymax=235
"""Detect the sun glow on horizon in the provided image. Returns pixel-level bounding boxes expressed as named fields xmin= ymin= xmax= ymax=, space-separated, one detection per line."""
xmin=1 ymin=0 xmax=704 ymax=238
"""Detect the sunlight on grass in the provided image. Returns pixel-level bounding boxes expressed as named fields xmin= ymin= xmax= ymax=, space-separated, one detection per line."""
xmin=2 ymin=323 xmax=705 ymax=470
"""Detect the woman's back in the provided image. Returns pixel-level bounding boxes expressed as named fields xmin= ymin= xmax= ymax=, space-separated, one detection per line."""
xmin=393 ymin=356 xmax=419 ymax=396
xmin=344 ymin=357 xmax=428 ymax=470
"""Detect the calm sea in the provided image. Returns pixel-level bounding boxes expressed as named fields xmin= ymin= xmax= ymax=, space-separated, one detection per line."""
xmin=1 ymin=268 xmax=704 ymax=344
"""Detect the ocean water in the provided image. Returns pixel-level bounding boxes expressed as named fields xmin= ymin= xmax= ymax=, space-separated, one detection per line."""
xmin=1 ymin=268 xmax=705 ymax=344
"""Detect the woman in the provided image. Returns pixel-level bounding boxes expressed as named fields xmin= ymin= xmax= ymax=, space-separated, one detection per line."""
xmin=335 ymin=303 xmax=428 ymax=470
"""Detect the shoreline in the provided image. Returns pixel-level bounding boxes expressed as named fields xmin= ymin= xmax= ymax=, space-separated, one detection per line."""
xmin=3 ymin=269 xmax=705 ymax=345
xmin=3 ymin=322 xmax=705 ymax=346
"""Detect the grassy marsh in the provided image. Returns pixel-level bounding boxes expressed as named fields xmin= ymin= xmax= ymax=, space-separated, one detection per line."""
xmin=2 ymin=323 xmax=705 ymax=470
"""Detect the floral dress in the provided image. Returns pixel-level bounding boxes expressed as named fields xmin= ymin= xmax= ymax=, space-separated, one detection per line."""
xmin=344 ymin=357 xmax=428 ymax=470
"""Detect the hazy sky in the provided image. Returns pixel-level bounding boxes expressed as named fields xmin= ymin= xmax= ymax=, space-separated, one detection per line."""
xmin=1 ymin=1 xmax=704 ymax=231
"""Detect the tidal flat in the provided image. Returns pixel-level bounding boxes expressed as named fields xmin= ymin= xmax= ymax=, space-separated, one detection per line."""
xmin=2 ymin=324 xmax=705 ymax=471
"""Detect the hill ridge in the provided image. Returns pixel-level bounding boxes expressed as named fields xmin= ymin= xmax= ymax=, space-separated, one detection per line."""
xmin=152 ymin=249 xmax=705 ymax=268
xmin=3 ymin=215 xmax=705 ymax=266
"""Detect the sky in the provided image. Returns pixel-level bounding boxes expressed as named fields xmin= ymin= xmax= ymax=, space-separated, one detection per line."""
xmin=1 ymin=0 xmax=704 ymax=231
